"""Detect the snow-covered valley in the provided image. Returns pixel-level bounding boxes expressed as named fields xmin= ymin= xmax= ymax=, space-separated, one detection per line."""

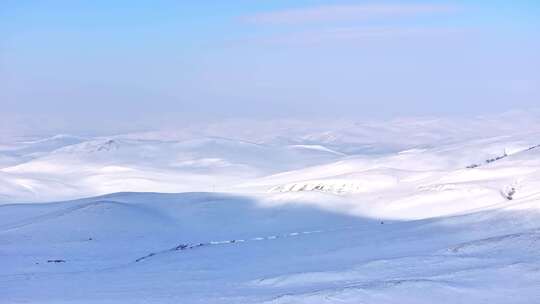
xmin=1 ymin=116 xmax=540 ymax=303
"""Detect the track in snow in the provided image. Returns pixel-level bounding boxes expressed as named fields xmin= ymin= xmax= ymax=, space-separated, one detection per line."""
xmin=134 ymin=226 xmax=356 ymax=263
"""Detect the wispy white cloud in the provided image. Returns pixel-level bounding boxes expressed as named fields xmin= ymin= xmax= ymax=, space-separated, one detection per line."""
xmin=232 ymin=26 xmax=464 ymax=47
xmin=290 ymin=26 xmax=459 ymax=43
xmin=244 ymin=4 xmax=457 ymax=24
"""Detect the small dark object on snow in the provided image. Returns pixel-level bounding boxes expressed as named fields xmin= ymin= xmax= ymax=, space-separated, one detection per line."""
xmin=502 ymin=187 xmax=516 ymax=200
xmin=88 ymin=237 xmax=93 ymax=241
xmin=175 ymin=244 xmax=188 ymax=250
xmin=47 ymin=259 xmax=66 ymax=263
xmin=380 ymin=221 xmax=384 ymax=225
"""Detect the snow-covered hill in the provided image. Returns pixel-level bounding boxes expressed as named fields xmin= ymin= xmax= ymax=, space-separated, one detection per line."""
xmin=1 ymin=188 xmax=540 ymax=303
xmin=2 ymin=114 xmax=540 ymax=203
xmin=1 ymin=115 xmax=540 ymax=303
xmin=0 ymin=136 xmax=344 ymax=202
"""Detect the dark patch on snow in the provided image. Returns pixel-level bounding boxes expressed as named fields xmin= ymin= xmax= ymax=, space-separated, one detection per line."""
xmin=47 ymin=259 xmax=66 ymax=263
xmin=466 ymin=144 xmax=540 ymax=169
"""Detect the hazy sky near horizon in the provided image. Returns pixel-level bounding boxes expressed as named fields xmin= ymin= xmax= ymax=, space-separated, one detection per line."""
xmin=1 ymin=1 xmax=539 ymax=135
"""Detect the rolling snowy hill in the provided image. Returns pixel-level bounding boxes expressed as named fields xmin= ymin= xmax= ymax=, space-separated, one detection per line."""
xmin=1 ymin=189 xmax=540 ymax=303
xmin=1 ymin=115 xmax=540 ymax=303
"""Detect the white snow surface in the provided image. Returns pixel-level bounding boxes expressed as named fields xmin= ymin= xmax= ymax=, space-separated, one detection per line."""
xmin=1 ymin=114 xmax=540 ymax=303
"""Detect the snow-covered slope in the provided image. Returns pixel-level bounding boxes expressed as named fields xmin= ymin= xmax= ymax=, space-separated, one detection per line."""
xmin=2 ymin=114 xmax=540 ymax=203
xmin=1 ymin=189 xmax=540 ymax=303
xmin=1 ymin=114 xmax=540 ymax=303
xmin=230 ymin=141 xmax=536 ymax=221
xmin=0 ymin=136 xmax=343 ymax=202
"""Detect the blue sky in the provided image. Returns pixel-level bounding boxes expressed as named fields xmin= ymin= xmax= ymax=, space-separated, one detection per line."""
xmin=1 ymin=1 xmax=539 ymax=135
